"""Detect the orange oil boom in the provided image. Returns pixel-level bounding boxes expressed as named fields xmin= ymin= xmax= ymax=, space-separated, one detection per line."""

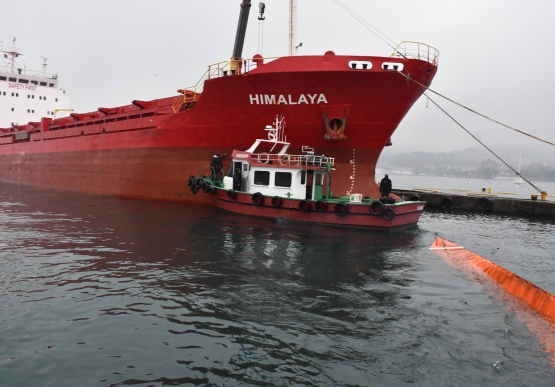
xmin=430 ymin=237 xmax=555 ymax=365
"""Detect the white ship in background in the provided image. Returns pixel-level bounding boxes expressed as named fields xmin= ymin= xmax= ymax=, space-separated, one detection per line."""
xmin=0 ymin=38 xmax=70 ymax=128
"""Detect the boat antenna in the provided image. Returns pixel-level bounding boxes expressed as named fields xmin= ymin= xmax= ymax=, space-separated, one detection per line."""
xmin=258 ymin=2 xmax=266 ymax=55
xmin=41 ymin=56 xmax=49 ymax=77
xmin=288 ymin=0 xmax=299 ymax=56
xmin=1 ymin=37 xmax=23 ymax=74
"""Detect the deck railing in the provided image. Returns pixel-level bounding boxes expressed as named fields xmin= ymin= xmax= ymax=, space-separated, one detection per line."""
xmin=250 ymin=152 xmax=335 ymax=167
xmin=390 ymin=41 xmax=439 ymax=66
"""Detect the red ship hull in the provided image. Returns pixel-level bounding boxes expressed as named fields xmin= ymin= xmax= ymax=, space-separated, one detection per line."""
xmin=0 ymin=54 xmax=437 ymax=203
xmin=208 ymin=188 xmax=425 ymax=230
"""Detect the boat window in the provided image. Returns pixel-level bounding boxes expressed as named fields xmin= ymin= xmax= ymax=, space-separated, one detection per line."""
xmin=254 ymin=171 xmax=270 ymax=185
xmin=19 ymin=79 xmax=29 ymax=84
xmin=275 ymin=172 xmax=292 ymax=187
xmin=49 ymin=83 xmax=54 ymax=87
xmin=9 ymin=77 xmax=17 ymax=82
xmin=0 ymin=76 xmax=6 ymax=81
xmin=300 ymin=170 xmax=306 ymax=185
xmin=315 ymin=173 xmax=323 ymax=185
xmin=30 ymin=80 xmax=38 ymax=85
xmin=39 ymin=82 xmax=47 ymax=86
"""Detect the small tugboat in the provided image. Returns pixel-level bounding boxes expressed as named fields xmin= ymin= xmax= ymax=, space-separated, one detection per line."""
xmin=188 ymin=116 xmax=426 ymax=230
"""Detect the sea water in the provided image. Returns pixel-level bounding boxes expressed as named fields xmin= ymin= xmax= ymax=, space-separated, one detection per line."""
xmin=0 ymin=182 xmax=554 ymax=386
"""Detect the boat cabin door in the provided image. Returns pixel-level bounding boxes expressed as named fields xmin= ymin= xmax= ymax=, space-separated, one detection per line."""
xmin=241 ymin=162 xmax=249 ymax=192
xmin=305 ymin=170 xmax=313 ymax=200
xmin=313 ymin=172 xmax=324 ymax=200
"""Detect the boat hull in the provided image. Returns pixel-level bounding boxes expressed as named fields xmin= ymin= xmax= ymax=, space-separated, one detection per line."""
xmin=207 ymin=188 xmax=425 ymax=230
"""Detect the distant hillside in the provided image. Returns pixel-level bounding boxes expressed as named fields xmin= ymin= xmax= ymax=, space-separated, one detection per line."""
xmin=377 ymin=148 xmax=555 ymax=181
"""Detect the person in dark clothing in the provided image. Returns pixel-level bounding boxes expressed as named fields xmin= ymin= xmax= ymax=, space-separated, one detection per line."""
xmin=379 ymin=174 xmax=392 ymax=197
xmin=233 ymin=168 xmax=242 ymax=191
xmin=210 ymin=153 xmax=227 ymax=178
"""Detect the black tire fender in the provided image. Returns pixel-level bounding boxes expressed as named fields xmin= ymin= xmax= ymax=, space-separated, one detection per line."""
xmin=383 ymin=207 xmax=396 ymax=220
xmin=370 ymin=201 xmax=384 ymax=216
xmin=299 ymin=200 xmax=311 ymax=212
xmin=252 ymin=192 xmax=264 ymax=206
xmin=478 ymin=197 xmax=492 ymax=212
xmin=227 ymin=189 xmax=237 ymax=200
xmin=201 ymin=181 xmax=210 ymax=193
xmin=334 ymin=202 xmax=348 ymax=216
xmin=441 ymin=197 xmax=454 ymax=209
xmin=316 ymin=200 xmax=327 ymax=212
xmin=271 ymin=196 xmax=282 ymax=207
xmin=409 ymin=195 xmax=421 ymax=202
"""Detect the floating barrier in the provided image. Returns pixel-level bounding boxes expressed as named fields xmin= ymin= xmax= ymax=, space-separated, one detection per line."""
xmin=430 ymin=237 xmax=555 ymax=365
xmin=452 ymin=188 xmax=472 ymax=192
xmin=413 ymin=187 xmax=440 ymax=193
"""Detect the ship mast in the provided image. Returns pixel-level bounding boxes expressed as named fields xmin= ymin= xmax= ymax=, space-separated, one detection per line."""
xmin=1 ymin=38 xmax=24 ymax=73
xmin=231 ymin=0 xmax=252 ymax=73
xmin=288 ymin=0 xmax=299 ymax=56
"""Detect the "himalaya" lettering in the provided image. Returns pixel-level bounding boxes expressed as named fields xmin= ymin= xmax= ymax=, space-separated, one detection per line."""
xmin=249 ymin=94 xmax=328 ymax=105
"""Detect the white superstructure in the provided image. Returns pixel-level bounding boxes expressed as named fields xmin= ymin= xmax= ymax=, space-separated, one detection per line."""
xmin=0 ymin=39 xmax=70 ymax=128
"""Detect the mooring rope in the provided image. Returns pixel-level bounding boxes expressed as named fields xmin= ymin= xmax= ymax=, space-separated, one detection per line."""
xmin=397 ymin=72 xmax=555 ymax=147
xmin=426 ymin=94 xmax=543 ymax=194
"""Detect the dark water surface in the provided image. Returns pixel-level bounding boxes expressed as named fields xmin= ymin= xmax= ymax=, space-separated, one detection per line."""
xmin=1 ymin=182 xmax=554 ymax=386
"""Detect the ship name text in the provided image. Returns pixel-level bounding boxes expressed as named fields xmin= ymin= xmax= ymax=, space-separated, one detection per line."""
xmin=8 ymin=83 xmax=37 ymax=92
xmin=249 ymin=94 xmax=328 ymax=105
xmin=235 ymin=153 xmax=249 ymax=158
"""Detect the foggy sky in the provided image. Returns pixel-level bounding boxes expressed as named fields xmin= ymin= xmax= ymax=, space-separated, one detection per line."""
xmin=2 ymin=0 xmax=554 ymax=161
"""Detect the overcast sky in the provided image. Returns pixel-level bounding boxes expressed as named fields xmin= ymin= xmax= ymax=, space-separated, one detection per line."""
xmin=2 ymin=0 xmax=554 ymax=161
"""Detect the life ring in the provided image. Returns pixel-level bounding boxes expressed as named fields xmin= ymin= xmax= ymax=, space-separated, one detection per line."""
xmin=316 ymin=200 xmax=327 ymax=212
xmin=227 ymin=189 xmax=237 ymax=200
xmin=441 ymin=197 xmax=454 ymax=209
xmin=271 ymin=196 xmax=282 ymax=207
xmin=278 ymin=155 xmax=290 ymax=165
xmin=383 ymin=207 xmax=396 ymax=220
xmin=409 ymin=195 xmax=420 ymax=202
xmin=478 ymin=197 xmax=492 ymax=212
xmin=258 ymin=152 xmax=269 ymax=164
xmin=334 ymin=202 xmax=348 ymax=216
xmin=299 ymin=199 xmax=311 ymax=212
xmin=370 ymin=201 xmax=384 ymax=216
xmin=252 ymin=192 xmax=264 ymax=206
xmin=201 ymin=181 xmax=210 ymax=193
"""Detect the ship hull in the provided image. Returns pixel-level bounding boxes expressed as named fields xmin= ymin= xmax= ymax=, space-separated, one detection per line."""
xmin=209 ymin=188 xmax=425 ymax=230
xmin=0 ymin=54 xmax=437 ymax=203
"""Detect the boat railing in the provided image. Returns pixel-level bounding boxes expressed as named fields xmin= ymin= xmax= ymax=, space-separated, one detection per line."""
xmin=390 ymin=41 xmax=439 ymax=66
xmin=173 ymin=57 xmax=280 ymax=112
xmin=250 ymin=152 xmax=335 ymax=167
xmin=0 ymin=65 xmax=58 ymax=79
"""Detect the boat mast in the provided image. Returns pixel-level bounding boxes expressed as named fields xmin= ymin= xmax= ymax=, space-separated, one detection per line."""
xmin=1 ymin=38 xmax=24 ymax=74
xmin=231 ymin=0 xmax=252 ymax=72
xmin=288 ymin=0 xmax=299 ymax=56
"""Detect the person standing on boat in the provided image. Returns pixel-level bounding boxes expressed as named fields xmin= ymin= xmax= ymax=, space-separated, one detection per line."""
xmin=380 ymin=174 xmax=392 ymax=197
xmin=210 ymin=153 xmax=227 ymax=179
xmin=233 ymin=168 xmax=242 ymax=191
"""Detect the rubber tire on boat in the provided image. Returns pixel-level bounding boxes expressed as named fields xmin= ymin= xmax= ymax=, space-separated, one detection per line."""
xmin=383 ymin=207 xmax=396 ymax=220
xmin=478 ymin=197 xmax=492 ymax=212
xmin=316 ymin=200 xmax=327 ymax=212
xmin=441 ymin=197 xmax=454 ymax=209
xmin=370 ymin=201 xmax=384 ymax=216
xmin=252 ymin=192 xmax=264 ymax=206
xmin=380 ymin=197 xmax=396 ymax=204
xmin=227 ymin=189 xmax=237 ymax=200
xmin=271 ymin=196 xmax=282 ymax=207
xmin=209 ymin=186 xmax=216 ymax=195
xmin=192 ymin=186 xmax=199 ymax=195
xmin=409 ymin=195 xmax=420 ymax=202
xmin=194 ymin=177 xmax=203 ymax=189
xmin=201 ymin=182 xmax=210 ymax=193
xmin=299 ymin=200 xmax=311 ymax=212
xmin=334 ymin=202 xmax=348 ymax=217
xmin=187 ymin=175 xmax=195 ymax=187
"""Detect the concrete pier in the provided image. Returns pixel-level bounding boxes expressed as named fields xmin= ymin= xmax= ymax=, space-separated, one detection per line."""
xmin=394 ymin=189 xmax=555 ymax=218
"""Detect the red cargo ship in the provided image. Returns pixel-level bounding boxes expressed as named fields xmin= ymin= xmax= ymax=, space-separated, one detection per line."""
xmin=0 ymin=1 xmax=438 ymax=204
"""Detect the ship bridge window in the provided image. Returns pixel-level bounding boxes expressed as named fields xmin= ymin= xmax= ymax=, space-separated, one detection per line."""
xmin=19 ymin=79 xmax=29 ymax=84
xmin=9 ymin=77 xmax=16 ymax=82
xmin=48 ymin=83 xmax=54 ymax=87
xmin=31 ymin=80 xmax=38 ymax=85
xmin=382 ymin=62 xmax=404 ymax=71
xmin=0 ymin=76 xmax=6 ymax=81
xmin=349 ymin=60 xmax=373 ymax=70
xmin=254 ymin=171 xmax=270 ymax=186
xmin=275 ymin=172 xmax=292 ymax=188
xmin=39 ymin=82 xmax=47 ymax=86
